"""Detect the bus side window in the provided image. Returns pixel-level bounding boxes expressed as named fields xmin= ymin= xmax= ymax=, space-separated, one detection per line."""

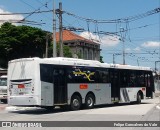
xmin=67 ymin=69 xmax=75 ymax=83
xmin=102 ymin=70 xmax=109 ymax=83
xmin=95 ymin=70 xmax=101 ymax=83
xmin=120 ymin=70 xmax=128 ymax=87
xmin=129 ymin=72 xmax=136 ymax=87
xmin=95 ymin=69 xmax=109 ymax=83
xmin=40 ymin=64 xmax=53 ymax=83
xmin=67 ymin=67 xmax=96 ymax=83
xmin=139 ymin=74 xmax=145 ymax=86
xmin=136 ymin=71 xmax=145 ymax=87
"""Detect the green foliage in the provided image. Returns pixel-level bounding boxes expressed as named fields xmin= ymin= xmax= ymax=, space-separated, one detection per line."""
xmin=63 ymin=45 xmax=73 ymax=58
xmin=77 ymin=52 xmax=82 ymax=59
xmin=0 ymin=22 xmax=46 ymax=68
xmin=48 ymin=43 xmax=72 ymax=58
xmin=100 ymin=56 xmax=104 ymax=63
xmin=0 ymin=22 xmax=73 ymax=68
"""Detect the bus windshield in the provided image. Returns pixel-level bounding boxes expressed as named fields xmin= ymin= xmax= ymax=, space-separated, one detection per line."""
xmin=0 ymin=78 xmax=7 ymax=86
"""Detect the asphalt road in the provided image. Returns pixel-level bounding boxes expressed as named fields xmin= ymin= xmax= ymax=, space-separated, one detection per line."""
xmin=0 ymin=97 xmax=160 ymax=130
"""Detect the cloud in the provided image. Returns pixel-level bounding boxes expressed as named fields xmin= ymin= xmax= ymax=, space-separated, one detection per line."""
xmin=133 ymin=47 xmax=141 ymax=51
xmin=79 ymin=31 xmax=100 ymax=42
xmin=141 ymin=41 xmax=160 ymax=48
xmin=100 ymin=35 xmax=120 ymax=47
xmin=79 ymin=31 xmax=120 ymax=47
xmin=125 ymin=48 xmax=131 ymax=51
xmin=0 ymin=8 xmax=24 ymax=25
xmin=125 ymin=47 xmax=141 ymax=52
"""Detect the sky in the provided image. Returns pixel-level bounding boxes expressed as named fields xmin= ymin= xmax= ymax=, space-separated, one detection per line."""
xmin=0 ymin=0 xmax=160 ymax=70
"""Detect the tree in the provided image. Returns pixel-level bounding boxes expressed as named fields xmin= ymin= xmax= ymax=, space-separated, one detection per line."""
xmin=63 ymin=45 xmax=73 ymax=58
xmin=48 ymin=43 xmax=72 ymax=58
xmin=0 ymin=22 xmax=47 ymax=68
xmin=0 ymin=23 xmax=17 ymax=68
xmin=100 ymin=56 xmax=104 ymax=63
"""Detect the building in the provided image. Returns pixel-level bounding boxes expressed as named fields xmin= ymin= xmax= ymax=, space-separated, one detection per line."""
xmin=56 ymin=30 xmax=101 ymax=61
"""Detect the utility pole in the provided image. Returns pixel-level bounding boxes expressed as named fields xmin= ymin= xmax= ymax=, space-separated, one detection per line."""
xmin=59 ymin=2 xmax=63 ymax=57
xmin=120 ymin=27 xmax=125 ymax=65
xmin=155 ymin=61 xmax=160 ymax=72
xmin=53 ymin=0 xmax=57 ymax=57
xmin=45 ymin=33 xmax=49 ymax=58
xmin=137 ymin=58 xmax=139 ymax=66
xmin=123 ymin=40 xmax=125 ymax=65
xmin=113 ymin=54 xmax=115 ymax=64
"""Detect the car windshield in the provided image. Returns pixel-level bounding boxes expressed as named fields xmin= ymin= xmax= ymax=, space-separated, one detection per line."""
xmin=0 ymin=78 xmax=7 ymax=86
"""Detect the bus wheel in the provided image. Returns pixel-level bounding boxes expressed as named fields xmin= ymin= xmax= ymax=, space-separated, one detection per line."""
xmin=85 ymin=94 xmax=95 ymax=109
xmin=136 ymin=93 xmax=141 ymax=104
xmin=70 ymin=95 xmax=82 ymax=111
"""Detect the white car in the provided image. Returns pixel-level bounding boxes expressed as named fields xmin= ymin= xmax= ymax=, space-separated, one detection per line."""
xmin=0 ymin=75 xmax=7 ymax=103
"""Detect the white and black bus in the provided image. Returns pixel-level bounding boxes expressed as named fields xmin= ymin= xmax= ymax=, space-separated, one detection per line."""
xmin=8 ymin=57 xmax=154 ymax=110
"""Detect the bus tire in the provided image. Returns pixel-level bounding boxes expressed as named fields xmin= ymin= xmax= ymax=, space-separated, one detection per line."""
xmin=85 ymin=94 xmax=95 ymax=109
xmin=136 ymin=93 xmax=141 ymax=104
xmin=70 ymin=95 xmax=82 ymax=111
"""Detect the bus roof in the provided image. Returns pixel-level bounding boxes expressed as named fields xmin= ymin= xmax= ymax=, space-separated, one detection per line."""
xmin=9 ymin=57 xmax=152 ymax=71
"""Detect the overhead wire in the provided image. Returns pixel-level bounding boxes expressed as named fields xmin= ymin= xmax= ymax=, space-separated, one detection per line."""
xmin=0 ymin=10 xmax=52 ymax=15
xmin=1 ymin=1 xmax=159 ymax=65
xmin=19 ymin=0 xmax=54 ymax=27
xmin=35 ymin=0 xmax=60 ymax=30
xmin=64 ymin=7 xmax=160 ymax=23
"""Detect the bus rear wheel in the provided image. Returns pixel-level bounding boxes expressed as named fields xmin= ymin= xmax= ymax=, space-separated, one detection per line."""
xmin=70 ymin=95 xmax=82 ymax=111
xmin=85 ymin=94 xmax=95 ymax=109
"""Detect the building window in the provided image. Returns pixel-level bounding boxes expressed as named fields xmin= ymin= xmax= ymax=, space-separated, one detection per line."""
xmin=94 ymin=52 xmax=97 ymax=60
xmin=79 ymin=49 xmax=82 ymax=58
xmin=88 ymin=50 xmax=93 ymax=60
xmin=84 ymin=50 xmax=88 ymax=60
xmin=64 ymin=43 xmax=68 ymax=45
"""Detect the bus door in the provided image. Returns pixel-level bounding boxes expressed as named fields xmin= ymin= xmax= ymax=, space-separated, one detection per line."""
xmin=53 ymin=67 xmax=67 ymax=104
xmin=110 ymin=69 xmax=120 ymax=102
xmin=145 ymin=72 xmax=154 ymax=98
